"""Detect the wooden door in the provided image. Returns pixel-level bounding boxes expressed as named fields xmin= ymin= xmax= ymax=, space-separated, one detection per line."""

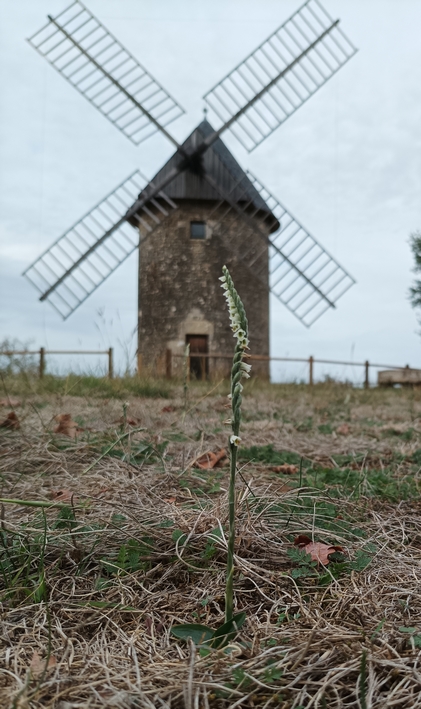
xmin=186 ymin=335 xmax=208 ymax=380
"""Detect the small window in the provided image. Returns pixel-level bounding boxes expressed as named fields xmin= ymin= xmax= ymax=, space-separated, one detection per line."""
xmin=190 ymin=221 xmax=206 ymax=239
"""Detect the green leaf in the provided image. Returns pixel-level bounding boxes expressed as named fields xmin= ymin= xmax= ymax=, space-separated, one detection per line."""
xmin=172 ymin=529 xmax=187 ymax=544
xmin=399 ymin=626 xmax=417 ymax=634
xmin=211 ymin=612 xmax=246 ymax=649
xmin=171 ymin=623 xmax=214 ymax=645
xmin=413 ymin=635 xmax=421 ymax=647
xmin=350 ymin=550 xmax=372 ymax=572
xmin=291 ymin=566 xmax=316 ymax=579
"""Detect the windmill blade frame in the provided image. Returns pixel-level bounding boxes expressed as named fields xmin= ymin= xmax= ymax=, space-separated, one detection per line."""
xmin=203 ymin=0 xmax=357 ymax=152
xmin=203 ymin=168 xmax=355 ymax=327
xmin=23 ymin=171 xmax=178 ymax=319
xmin=27 ymin=0 xmax=184 ymax=148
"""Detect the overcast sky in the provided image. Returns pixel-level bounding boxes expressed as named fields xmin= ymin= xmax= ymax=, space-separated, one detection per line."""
xmin=1 ymin=0 xmax=421 ymax=383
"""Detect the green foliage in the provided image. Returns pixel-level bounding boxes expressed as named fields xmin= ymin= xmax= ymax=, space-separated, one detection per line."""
xmin=239 ymin=444 xmax=307 ymax=467
xmin=103 ymin=438 xmax=168 ymax=466
xmin=201 ymin=527 xmax=223 ymax=560
xmin=287 ymin=547 xmax=317 ymax=579
xmin=399 ymin=626 xmax=421 ymax=647
xmin=0 ymin=370 xmax=171 ymax=399
xmin=411 ymin=448 xmax=421 ymax=465
xmin=296 ymin=417 xmax=313 ymax=432
xmin=287 ymin=543 xmax=372 ymax=585
xmin=100 ymin=537 xmax=155 ymax=575
xmin=409 ymin=230 xmax=421 ymax=310
xmin=178 ymin=469 xmax=224 ymax=497
xmin=318 ymin=423 xmax=333 ymax=434
xmin=171 ymin=611 xmax=246 ymax=650
xmin=0 ymin=526 xmax=47 ymax=605
xmin=301 ymin=464 xmax=420 ymax=502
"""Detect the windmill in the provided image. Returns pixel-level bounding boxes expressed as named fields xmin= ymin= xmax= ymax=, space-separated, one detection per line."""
xmin=23 ymin=0 xmax=357 ymax=378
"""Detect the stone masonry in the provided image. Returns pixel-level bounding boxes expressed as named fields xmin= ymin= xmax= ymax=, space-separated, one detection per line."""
xmin=137 ymin=199 xmax=270 ymax=378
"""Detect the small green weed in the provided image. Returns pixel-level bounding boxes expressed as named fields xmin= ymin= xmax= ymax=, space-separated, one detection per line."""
xmin=100 ymin=537 xmax=155 ymax=576
xmin=399 ymin=626 xmax=421 ymax=648
xmin=239 ymin=444 xmax=309 ymax=468
xmin=296 ymin=417 xmax=313 ymax=432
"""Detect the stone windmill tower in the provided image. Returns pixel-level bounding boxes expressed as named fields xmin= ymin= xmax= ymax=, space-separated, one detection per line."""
xmin=24 ymin=0 xmax=357 ymax=378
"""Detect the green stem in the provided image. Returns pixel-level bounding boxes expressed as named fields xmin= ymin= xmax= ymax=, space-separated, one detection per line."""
xmin=0 ymin=498 xmax=67 ymax=509
xmin=225 ymin=440 xmax=237 ymax=623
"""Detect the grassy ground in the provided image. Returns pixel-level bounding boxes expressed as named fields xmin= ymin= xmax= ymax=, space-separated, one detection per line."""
xmin=1 ymin=374 xmax=421 ymax=708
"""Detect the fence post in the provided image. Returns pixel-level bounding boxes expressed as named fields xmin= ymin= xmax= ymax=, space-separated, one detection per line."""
xmin=166 ymin=348 xmax=172 ymax=379
xmin=39 ymin=347 xmax=45 ymax=379
xmin=309 ymin=356 xmax=314 ymax=386
xmin=108 ymin=348 xmax=114 ymax=379
xmin=364 ymin=360 xmax=369 ymax=389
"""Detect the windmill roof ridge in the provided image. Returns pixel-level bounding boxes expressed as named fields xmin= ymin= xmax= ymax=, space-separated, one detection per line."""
xmin=133 ymin=119 xmax=278 ymax=225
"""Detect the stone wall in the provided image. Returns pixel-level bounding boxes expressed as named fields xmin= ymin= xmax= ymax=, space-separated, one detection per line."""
xmin=138 ymin=200 xmax=270 ymax=378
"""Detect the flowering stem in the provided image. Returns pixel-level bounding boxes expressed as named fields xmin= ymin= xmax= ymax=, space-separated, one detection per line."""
xmin=225 ymin=437 xmax=237 ymax=623
xmin=219 ymin=266 xmax=250 ymax=624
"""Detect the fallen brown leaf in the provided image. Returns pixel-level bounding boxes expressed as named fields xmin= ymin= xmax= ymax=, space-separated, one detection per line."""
xmin=30 ymin=651 xmax=56 ymax=676
xmin=192 ymin=449 xmax=227 ymax=470
xmin=336 ymin=423 xmax=351 ymax=435
xmin=164 ymin=497 xmax=177 ymax=504
xmin=0 ymin=397 xmax=21 ymax=407
xmin=270 ymin=463 xmax=298 ymax=474
xmin=0 ymin=411 xmax=20 ymax=429
xmin=54 ymin=414 xmax=82 ymax=438
xmin=50 ymin=489 xmax=77 ymax=503
xmin=294 ymin=534 xmax=344 ymax=566
xmin=161 ymin=405 xmax=176 ymax=413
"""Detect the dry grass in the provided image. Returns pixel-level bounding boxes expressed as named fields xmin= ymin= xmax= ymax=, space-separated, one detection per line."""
xmin=1 ymin=379 xmax=421 ymax=707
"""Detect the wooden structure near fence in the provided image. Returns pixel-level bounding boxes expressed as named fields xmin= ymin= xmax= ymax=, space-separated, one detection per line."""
xmin=0 ymin=348 xmax=114 ymax=379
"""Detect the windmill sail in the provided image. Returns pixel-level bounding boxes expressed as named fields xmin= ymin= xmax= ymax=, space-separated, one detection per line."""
xmin=205 ymin=169 xmax=355 ymax=327
xmin=23 ymin=171 xmax=177 ymax=319
xmin=203 ymin=0 xmax=357 ymax=152
xmin=28 ymin=0 xmax=184 ymax=146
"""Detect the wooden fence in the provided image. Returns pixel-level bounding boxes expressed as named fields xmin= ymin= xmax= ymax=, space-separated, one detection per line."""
xmin=1 ymin=346 xmax=418 ymax=387
xmin=168 ymin=350 xmax=417 ymax=388
xmin=0 ymin=348 xmax=114 ymax=379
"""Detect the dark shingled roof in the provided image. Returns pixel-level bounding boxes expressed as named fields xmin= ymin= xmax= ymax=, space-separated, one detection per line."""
xmin=134 ymin=119 xmax=277 ymax=223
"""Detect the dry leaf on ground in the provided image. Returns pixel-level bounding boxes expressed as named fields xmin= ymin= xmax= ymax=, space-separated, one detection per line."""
xmin=294 ymin=534 xmax=344 ymax=565
xmin=161 ymin=405 xmax=176 ymax=413
xmin=50 ymin=489 xmax=78 ymax=503
xmin=0 ymin=411 xmax=20 ymax=429
xmin=54 ymin=414 xmax=82 ymax=438
xmin=336 ymin=423 xmax=351 ymax=435
xmin=192 ymin=449 xmax=227 ymax=470
xmin=270 ymin=463 xmax=298 ymax=474
xmin=29 ymin=651 xmax=56 ymax=676
xmin=0 ymin=397 xmax=21 ymax=407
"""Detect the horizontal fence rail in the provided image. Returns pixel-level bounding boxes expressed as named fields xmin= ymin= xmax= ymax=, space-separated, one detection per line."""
xmin=0 ymin=347 xmax=114 ymax=379
xmin=169 ymin=350 xmax=419 ymax=388
xmin=1 ymin=347 xmax=419 ymax=387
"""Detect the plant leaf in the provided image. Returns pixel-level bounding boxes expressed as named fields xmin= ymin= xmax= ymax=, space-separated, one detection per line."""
xmin=171 ymin=623 xmax=214 ymax=645
xmin=211 ymin=612 xmax=246 ymax=648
